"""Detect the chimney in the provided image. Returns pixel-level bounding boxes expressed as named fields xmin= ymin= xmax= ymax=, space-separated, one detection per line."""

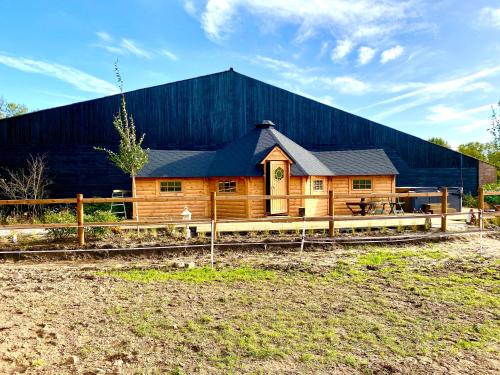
xmin=255 ymin=120 xmax=276 ymax=129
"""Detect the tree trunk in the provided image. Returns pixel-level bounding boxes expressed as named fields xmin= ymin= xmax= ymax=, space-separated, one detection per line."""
xmin=132 ymin=175 xmax=139 ymax=223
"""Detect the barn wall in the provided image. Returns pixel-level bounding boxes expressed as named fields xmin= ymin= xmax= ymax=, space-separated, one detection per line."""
xmin=0 ymin=69 xmax=480 ymax=197
xmin=478 ymin=161 xmax=497 ymax=187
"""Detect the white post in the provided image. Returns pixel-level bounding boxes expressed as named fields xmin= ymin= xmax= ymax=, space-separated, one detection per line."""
xmin=210 ymin=219 xmax=215 ymax=268
xmin=300 ymin=216 xmax=306 ymax=252
xmin=479 ymin=209 xmax=483 ymax=251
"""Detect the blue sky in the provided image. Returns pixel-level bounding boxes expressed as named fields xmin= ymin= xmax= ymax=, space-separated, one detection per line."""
xmin=1 ymin=0 xmax=499 ymax=148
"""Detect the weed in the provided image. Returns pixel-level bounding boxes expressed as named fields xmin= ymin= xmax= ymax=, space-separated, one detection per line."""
xmin=31 ymin=358 xmax=46 ymax=368
xmin=101 ymin=266 xmax=277 ymax=283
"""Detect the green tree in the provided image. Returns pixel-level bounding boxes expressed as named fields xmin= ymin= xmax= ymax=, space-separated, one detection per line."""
xmin=94 ymin=63 xmax=148 ymax=220
xmin=490 ymin=101 xmax=500 ymax=148
xmin=457 ymin=142 xmax=487 ymax=161
xmin=0 ymin=96 xmax=28 ymax=119
xmin=427 ymin=137 xmax=451 ymax=148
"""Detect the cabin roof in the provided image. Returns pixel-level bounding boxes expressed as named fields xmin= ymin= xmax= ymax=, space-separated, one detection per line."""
xmin=137 ymin=124 xmax=399 ymax=178
xmin=312 ymin=149 xmax=399 ymax=176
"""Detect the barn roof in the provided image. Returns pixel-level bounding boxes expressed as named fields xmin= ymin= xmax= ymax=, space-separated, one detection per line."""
xmin=137 ymin=121 xmax=398 ymax=178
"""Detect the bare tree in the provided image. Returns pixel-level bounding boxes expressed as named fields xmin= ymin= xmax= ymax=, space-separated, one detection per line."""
xmin=0 ymin=154 xmax=51 ymax=217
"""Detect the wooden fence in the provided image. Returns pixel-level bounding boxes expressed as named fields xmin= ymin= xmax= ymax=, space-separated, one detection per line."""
xmin=0 ymin=189 xmax=498 ymax=246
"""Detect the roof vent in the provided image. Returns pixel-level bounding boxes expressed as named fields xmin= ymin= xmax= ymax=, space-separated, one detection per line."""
xmin=255 ymin=120 xmax=276 ymax=128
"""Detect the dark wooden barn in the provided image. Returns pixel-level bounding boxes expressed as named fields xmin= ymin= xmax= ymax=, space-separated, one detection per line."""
xmin=0 ymin=69 xmax=494 ymax=197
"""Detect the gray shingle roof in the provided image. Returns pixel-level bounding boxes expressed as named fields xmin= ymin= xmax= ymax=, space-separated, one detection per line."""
xmin=313 ymin=149 xmax=399 ymax=176
xmin=137 ymin=125 xmax=398 ymax=178
xmin=137 ymin=150 xmax=216 ymax=177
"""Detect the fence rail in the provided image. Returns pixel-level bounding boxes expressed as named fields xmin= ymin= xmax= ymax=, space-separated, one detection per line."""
xmin=1 ymin=188 xmax=499 ymax=246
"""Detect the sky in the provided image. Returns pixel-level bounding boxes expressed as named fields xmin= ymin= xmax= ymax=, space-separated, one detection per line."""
xmin=0 ymin=0 xmax=499 ymax=149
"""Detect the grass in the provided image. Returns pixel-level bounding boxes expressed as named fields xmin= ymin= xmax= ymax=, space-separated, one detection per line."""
xmin=98 ymin=243 xmax=500 ymax=373
xmin=101 ymin=266 xmax=277 ymax=283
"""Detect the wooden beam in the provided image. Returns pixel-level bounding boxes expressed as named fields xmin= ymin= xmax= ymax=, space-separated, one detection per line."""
xmin=76 ymin=194 xmax=85 ymax=246
xmin=210 ymin=191 xmax=217 ymax=238
xmin=328 ymin=190 xmax=335 ymax=237
xmin=441 ymin=187 xmax=447 ymax=232
xmin=478 ymin=187 xmax=484 ymax=228
xmin=483 ymin=190 xmax=500 ymax=196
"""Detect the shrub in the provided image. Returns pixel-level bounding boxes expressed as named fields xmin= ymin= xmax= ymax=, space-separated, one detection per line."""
xmin=43 ymin=209 xmax=76 ymax=240
xmin=483 ymin=183 xmax=500 ymax=207
xmin=84 ymin=210 xmax=119 ymax=239
xmin=84 ymin=203 xmax=111 ymax=215
xmin=463 ymin=193 xmax=477 ymax=208
xmin=43 ymin=209 xmax=119 ymax=241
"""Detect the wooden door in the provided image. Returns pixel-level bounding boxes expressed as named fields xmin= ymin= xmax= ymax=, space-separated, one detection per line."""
xmin=269 ymin=161 xmax=288 ymax=214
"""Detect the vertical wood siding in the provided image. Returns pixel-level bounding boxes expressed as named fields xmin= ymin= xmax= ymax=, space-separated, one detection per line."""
xmin=0 ymin=70 xmax=480 ymax=197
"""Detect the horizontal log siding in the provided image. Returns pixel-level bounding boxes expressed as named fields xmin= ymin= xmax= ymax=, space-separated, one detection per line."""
xmin=248 ymin=177 xmax=266 ymax=217
xmin=331 ymin=175 xmax=395 ymax=215
xmin=305 ymin=177 xmax=329 ymax=217
xmin=288 ymin=177 xmax=303 ymax=216
xmin=209 ymin=177 xmax=248 ymax=218
xmin=136 ymin=178 xmax=208 ymax=219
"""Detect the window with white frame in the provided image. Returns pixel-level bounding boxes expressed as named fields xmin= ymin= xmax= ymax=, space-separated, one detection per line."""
xmin=352 ymin=179 xmax=372 ymax=190
xmin=160 ymin=181 xmax=182 ymax=193
xmin=313 ymin=179 xmax=324 ymax=191
xmin=218 ymin=180 xmax=236 ymax=193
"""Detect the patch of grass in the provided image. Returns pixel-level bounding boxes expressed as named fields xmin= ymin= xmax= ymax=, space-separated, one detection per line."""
xmin=101 ymin=266 xmax=277 ymax=283
xmin=31 ymin=358 xmax=46 ymax=368
xmin=101 ymin=243 xmax=499 ymax=372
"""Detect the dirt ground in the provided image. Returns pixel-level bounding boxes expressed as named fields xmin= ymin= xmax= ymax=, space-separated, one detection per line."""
xmin=0 ymin=235 xmax=498 ymax=374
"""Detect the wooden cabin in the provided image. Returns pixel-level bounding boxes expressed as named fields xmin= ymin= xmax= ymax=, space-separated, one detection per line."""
xmin=135 ymin=120 xmax=398 ymax=219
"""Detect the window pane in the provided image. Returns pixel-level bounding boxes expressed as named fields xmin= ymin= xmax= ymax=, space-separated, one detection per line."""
xmin=313 ymin=180 xmax=324 ymax=191
xmin=160 ymin=181 xmax=182 ymax=192
xmin=218 ymin=181 xmax=236 ymax=193
xmin=352 ymin=179 xmax=371 ymax=190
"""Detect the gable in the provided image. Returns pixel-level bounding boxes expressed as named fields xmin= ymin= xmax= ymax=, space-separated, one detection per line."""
xmin=259 ymin=146 xmax=293 ymax=164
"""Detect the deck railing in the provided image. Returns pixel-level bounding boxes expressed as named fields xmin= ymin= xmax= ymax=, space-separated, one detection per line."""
xmin=0 ymin=188 xmax=498 ymax=246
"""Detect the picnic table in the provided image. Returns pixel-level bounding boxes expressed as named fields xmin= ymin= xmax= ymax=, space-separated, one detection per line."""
xmin=346 ymin=201 xmax=385 ymax=216
xmin=346 ymin=200 xmax=404 ymax=216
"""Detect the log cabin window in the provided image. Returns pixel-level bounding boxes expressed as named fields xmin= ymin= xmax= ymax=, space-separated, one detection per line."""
xmin=160 ymin=181 xmax=182 ymax=193
xmin=218 ymin=180 xmax=236 ymax=193
xmin=352 ymin=179 xmax=372 ymax=190
xmin=313 ymin=179 xmax=324 ymax=192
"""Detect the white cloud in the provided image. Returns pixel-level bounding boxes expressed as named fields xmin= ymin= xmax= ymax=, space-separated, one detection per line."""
xmin=94 ymin=32 xmax=177 ymax=61
xmin=184 ymin=0 xmax=198 ymax=16
xmin=380 ymin=45 xmax=404 ymax=63
xmin=120 ymin=39 xmax=153 ymax=59
xmin=331 ymin=39 xmax=354 ymax=62
xmin=0 ymin=55 xmax=118 ymax=95
xmin=158 ymin=49 xmax=179 ymax=61
xmin=201 ymin=0 xmax=237 ymax=41
xmin=357 ymin=46 xmax=376 ymax=65
xmin=253 ymin=55 xmax=371 ymax=95
xmin=96 ymin=31 xmax=113 ymax=42
xmin=479 ymin=7 xmax=500 ymax=29
xmin=328 ymin=76 xmax=370 ymax=94
xmin=426 ymin=104 xmax=493 ymax=123
xmin=195 ymin=0 xmax=423 ymax=43
xmin=361 ymin=66 xmax=500 ymax=118
xmin=455 ymin=120 xmax=488 ymax=134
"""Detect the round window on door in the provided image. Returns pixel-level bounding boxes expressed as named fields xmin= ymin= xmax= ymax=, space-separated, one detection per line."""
xmin=274 ymin=167 xmax=284 ymax=181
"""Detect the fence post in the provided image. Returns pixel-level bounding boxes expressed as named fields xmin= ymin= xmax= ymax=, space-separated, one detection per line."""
xmin=477 ymin=187 xmax=484 ymax=228
xmin=328 ymin=189 xmax=335 ymax=237
xmin=76 ymin=194 xmax=85 ymax=246
xmin=441 ymin=187 xmax=447 ymax=232
xmin=210 ymin=191 xmax=217 ymax=239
